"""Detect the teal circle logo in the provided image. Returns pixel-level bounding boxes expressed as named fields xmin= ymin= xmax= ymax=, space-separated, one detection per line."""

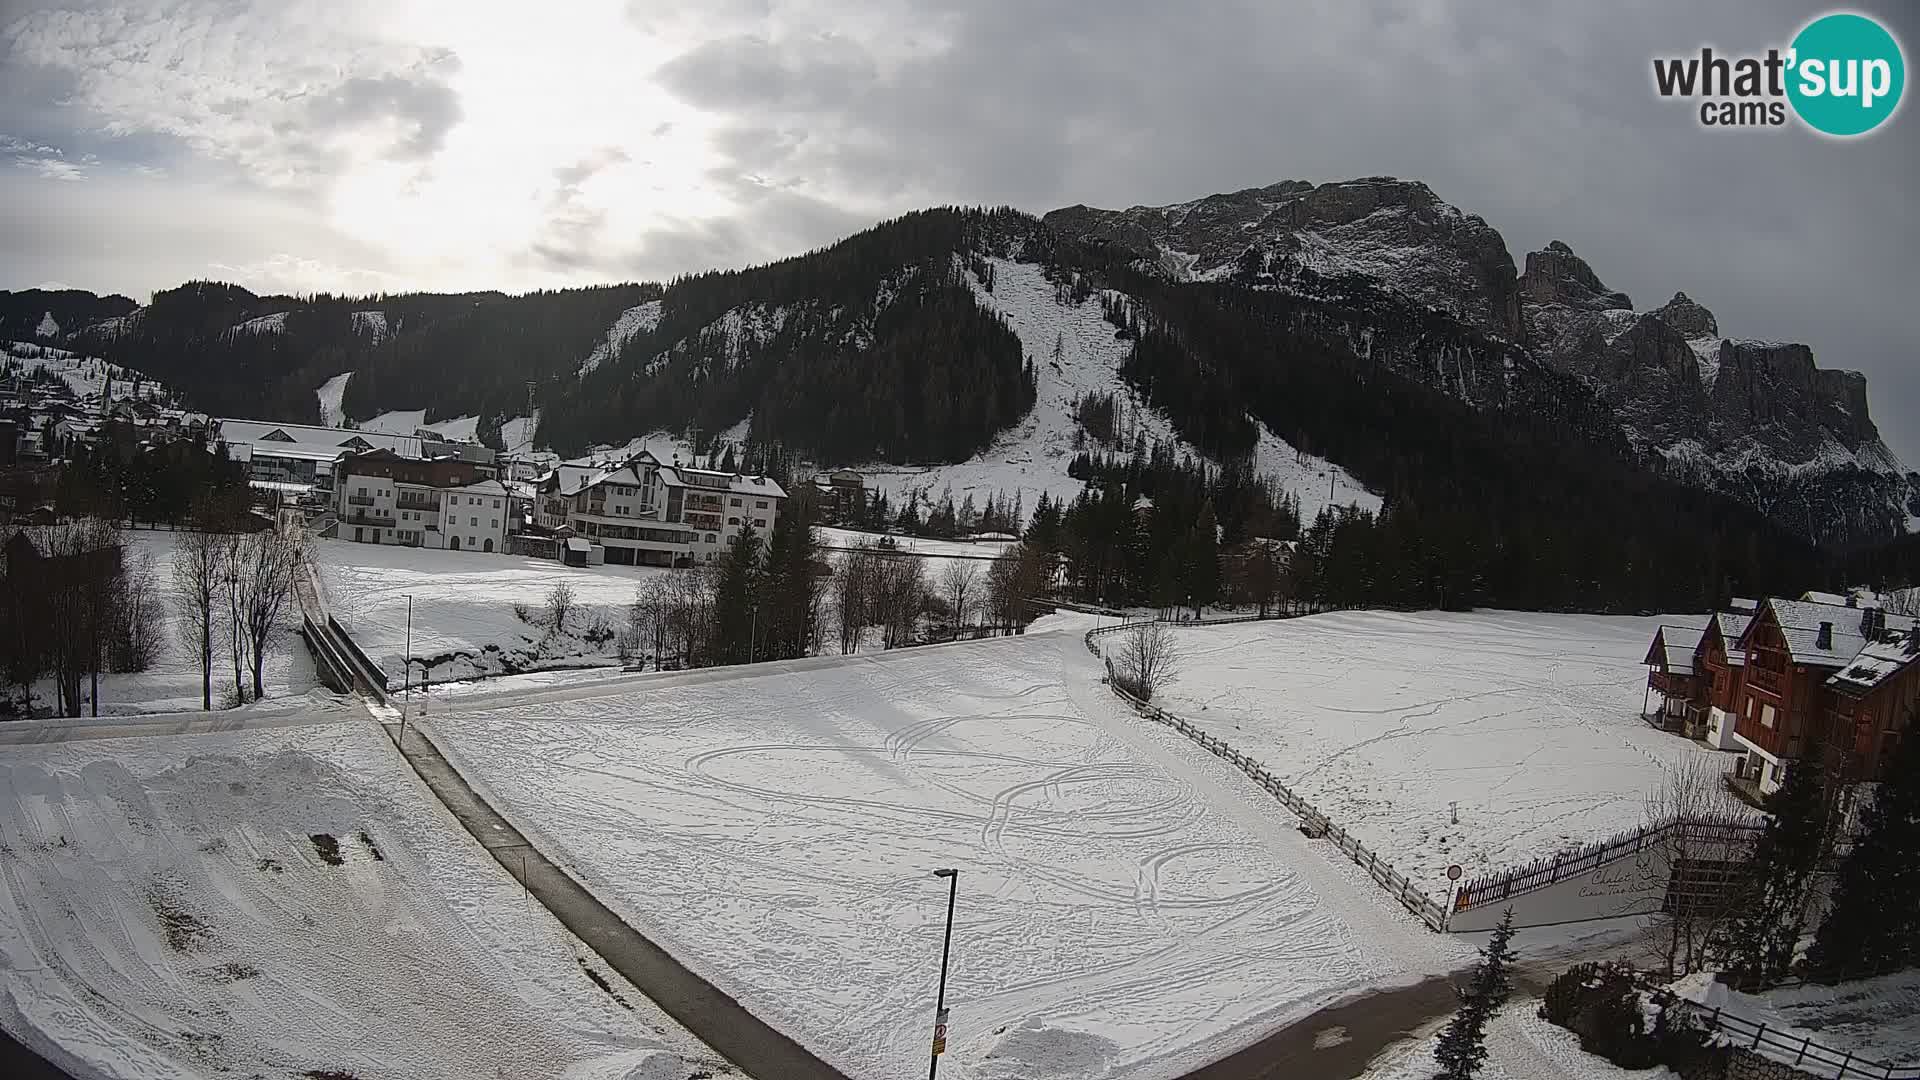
xmin=1787 ymin=13 xmax=1905 ymax=136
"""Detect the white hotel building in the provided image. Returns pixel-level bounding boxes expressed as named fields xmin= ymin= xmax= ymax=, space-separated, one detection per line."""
xmin=537 ymin=450 xmax=786 ymax=566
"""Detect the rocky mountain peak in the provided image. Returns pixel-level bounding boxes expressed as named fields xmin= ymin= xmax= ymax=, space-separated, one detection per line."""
xmin=1519 ymin=241 xmax=1632 ymax=311
xmin=1653 ymin=292 xmax=1718 ymax=338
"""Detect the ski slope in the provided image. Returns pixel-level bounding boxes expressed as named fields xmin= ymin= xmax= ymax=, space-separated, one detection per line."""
xmin=1126 ymin=610 xmax=1727 ymax=893
xmin=315 ymin=372 xmax=351 ymax=427
xmin=430 ymin=629 xmax=1456 ymax=1080
xmin=856 ymin=258 xmax=1379 ymax=523
xmin=0 ymin=716 xmax=721 ymax=1080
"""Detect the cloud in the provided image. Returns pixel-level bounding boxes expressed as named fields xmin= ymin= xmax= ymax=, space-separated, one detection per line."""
xmin=2 ymin=1 xmax=463 ymax=190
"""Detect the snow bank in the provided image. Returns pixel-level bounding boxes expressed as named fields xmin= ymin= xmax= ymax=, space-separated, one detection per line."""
xmin=431 ymin=631 xmax=1441 ymax=1080
xmin=1134 ymin=610 xmax=1722 ymax=894
xmin=1671 ymin=970 xmax=1920 ymax=1067
xmin=1360 ymin=1003 xmax=1679 ymax=1080
xmin=0 ymin=719 xmax=719 ymax=1080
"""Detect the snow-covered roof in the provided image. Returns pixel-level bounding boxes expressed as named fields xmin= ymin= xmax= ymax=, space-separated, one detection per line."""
xmin=216 ymin=418 xmax=421 ymax=455
xmin=1728 ymin=597 xmax=1759 ymax=613
xmin=1711 ymin=611 xmax=1753 ymax=665
xmin=566 ymin=537 xmax=592 ymax=552
xmin=1760 ymin=598 xmax=1872 ymax=668
xmin=443 ymin=479 xmax=510 ymax=497
xmin=1649 ymin=625 xmax=1704 ymax=673
xmin=1827 ymin=630 xmax=1920 ymax=696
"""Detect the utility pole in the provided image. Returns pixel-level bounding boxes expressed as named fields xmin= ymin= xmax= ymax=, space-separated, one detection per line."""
xmin=929 ymin=868 xmax=959 ymax=1080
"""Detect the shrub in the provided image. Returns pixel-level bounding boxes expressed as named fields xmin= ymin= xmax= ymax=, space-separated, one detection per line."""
xmin=512 ymin=602 xmax=532 ymax=624
xmin=1541 ymin=962 xmax=1666 ymax=1070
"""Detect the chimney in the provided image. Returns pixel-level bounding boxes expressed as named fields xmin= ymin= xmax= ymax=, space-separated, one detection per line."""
xmin=1845 ymin=593 xmax=1857 ymax=608
xmin=1860 ymin=607 xmax=1886 ymax=641
xmin=1816 ymin=621 xmax=1833 ymax=651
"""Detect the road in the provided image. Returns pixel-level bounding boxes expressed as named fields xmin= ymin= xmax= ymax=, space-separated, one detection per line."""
xmin=387 ymin=719 xmax=850 ymax=1080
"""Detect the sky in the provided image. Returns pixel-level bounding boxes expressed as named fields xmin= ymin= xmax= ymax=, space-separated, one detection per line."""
xmin=1 ymin=0 xmax=1917 ymax=461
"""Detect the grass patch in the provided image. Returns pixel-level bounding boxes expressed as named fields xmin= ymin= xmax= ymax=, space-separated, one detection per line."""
xmin=309 ymin=834 xmax=344 ymax=866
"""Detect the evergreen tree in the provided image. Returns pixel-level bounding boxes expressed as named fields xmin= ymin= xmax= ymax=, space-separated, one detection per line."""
xmin=710 ymin=526 xmax=761 ymax=665
xmin=1806 ymin=718 xmax=1920 ymax=983
xmin=719 ymin=443 xmax=737 ymax=473
xmin=1713 ymin=759 xmax=1834 ymax=989
xmin=757 ymin=499 xmax=821 ymax=661
xmin=1434 ymin=909 xmax=1518 ymax=1080
xmin=1182 ymin=499 xmax=1220 ymax=618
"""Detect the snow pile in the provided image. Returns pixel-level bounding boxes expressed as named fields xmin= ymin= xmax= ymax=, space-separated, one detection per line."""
xmin=351 ymin=309 xmax=388 ymax=344
xmin=1670 ymin=970 xmax=1920 ymax=1067
xmin=1131 ymin=610 xmax=1722 ymax=893
xmin=231 ymin=311 xmax=288 ymax=335
xmin=431 ymin=630 xmax=1444 ymax=1080
xmin=315 ymin=371 xmax=352 ymax=427
xmin=973 ymin=1020 xmax=1119 ymax=1080
xmin=311 ymin=539 xmax=671 ymax=684
xmin=1360 ymin=1003 xmax=1678 ymax=1080
xmin=34 ymin=311 xmax=58 ymax=338
xmin=856 ymin=257 xmax=1377 ymax=525
xmin=579 ymin=299 xmax=663 ymax=377
xmin=0 ymin=718 xmax=719 ymax=1080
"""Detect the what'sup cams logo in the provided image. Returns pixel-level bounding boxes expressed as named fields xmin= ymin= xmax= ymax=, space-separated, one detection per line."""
xmin=1653 ymin=11 xmax=1905 ymax=136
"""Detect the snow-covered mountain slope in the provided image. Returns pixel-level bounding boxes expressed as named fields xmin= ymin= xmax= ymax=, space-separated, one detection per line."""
xmin=361 ymin=409 xmax=481 ymax=442
xmin=858 ymin=257 xmax=1379 ymax=520
xmin=577 ymin=299 xmax=661 ymax=377
xmin=350 ymin=309 xmax=388 ymax=344
xmin=5 ymin=340 xmax=170 ymax=402
xmin=315 ymin=371 xmax=352 ymax=427
xmin=1047 ymin=178 xmax=1913 ymax=546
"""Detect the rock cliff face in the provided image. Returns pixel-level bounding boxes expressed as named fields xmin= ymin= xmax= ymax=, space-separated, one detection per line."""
xmin=1047 ymin=179 xmax=1912 ymax=547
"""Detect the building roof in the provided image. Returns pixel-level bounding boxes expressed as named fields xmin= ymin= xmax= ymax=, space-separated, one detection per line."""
xmin=1827 ymin=627 xmax=1920 ymax=696
xmin=443 ymin=479 xmax=509 ymax=497
xmin=216 ymin=418 xmax=422 ymax=455
xmin=1707 ymin=610 xmax=1753 ymax=666
xmin=1648 ymin=625 xmax=1705 ymax=674
xmin=1755 ymin=598 xmax=1873 ymax=668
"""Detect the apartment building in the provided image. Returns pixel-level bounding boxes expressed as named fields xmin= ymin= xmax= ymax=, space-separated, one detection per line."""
xmin=333 ymin=448 xmax=509 ymax=553
xmin=535 ymin=450 xmax=786 ymax=566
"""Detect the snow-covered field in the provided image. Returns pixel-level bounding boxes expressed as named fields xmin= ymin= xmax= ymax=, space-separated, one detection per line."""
xmin=310 ymin=539 xmax=672 ymax=683
xmin=1125 ymin=610 xmax=1723 ymax=893
xmin=360 ymin=409 xmax=481 ymax=442
xmin=0 ymin=715 xmax=721 ymax=1080
xmin=430 ymin=628 xmax=1464 ymax=1080
xmin=3 ymin=343 xmax=169 ymax=403
xmin=29 ymin=532 xmax=318 ymax=716
xmin=855 ymin=258 xmax=1378 ymax=524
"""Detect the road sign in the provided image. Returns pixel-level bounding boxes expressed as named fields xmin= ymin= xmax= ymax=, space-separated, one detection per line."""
xmin=932 ymin=1007 xmax=950 ymax=1055
xmin=1446 ymin=864 xmax=1463 ymax=882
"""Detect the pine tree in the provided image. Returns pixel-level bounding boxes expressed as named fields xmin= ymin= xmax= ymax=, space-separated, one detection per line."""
xmin=1434 ymin=909 xmax=1518 ymax=1080
xmin=710 ymin=526 xmax=761 ymax=665
xmin=1806 ymin=718 xmax=1920 ymax=983
xmin=757 ymin=500 xmax=820 ymax=661
xmin=1183 ymin=499 xmax=1220 ymax=618
xmin=1713 ymin=758 xmax=1834 ymax=989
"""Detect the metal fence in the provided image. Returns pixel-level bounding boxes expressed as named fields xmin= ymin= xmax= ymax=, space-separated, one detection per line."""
xmin=1646 ymin=986 xmax=1920 ymax=1080
xmin=1084 ymin=620 xmax=1451 ymax=930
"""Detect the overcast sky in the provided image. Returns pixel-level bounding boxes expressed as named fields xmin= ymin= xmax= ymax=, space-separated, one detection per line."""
xmin=2 ymin=0 xmax=1916 ymax=461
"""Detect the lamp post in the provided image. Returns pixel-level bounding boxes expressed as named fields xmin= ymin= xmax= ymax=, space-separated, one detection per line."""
xmin=399 ymin=593 xmax=413 ymax=748
xmin=929 ymin=868 xmax=958 ymax=1080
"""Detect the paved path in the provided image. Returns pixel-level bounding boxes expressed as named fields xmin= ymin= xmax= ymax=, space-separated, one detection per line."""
xmin=0 ymin=1028 xmax=75 ymax=1080
xmin=384 ymin=720 xmax=850 ymax=1080
xmin=1177 ymin=973 xmax=1463 ymax=1079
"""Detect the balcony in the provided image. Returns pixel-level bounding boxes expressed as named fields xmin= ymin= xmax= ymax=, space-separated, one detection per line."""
xmin=1648 ymin=669 xmax=1700 ymax=698
xmin=1748 ymin=666 xmax=1785 ymax=695
xmin=346 ymin=510 xmax=395 ymax=526
xmin=347 ymin=494 xmax=376 ymax=507
xmin=396 ymin=496 xmax=441 ymax=511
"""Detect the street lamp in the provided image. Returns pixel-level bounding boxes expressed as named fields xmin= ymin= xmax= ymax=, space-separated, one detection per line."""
xmin=929 ymin=868 xmax=959 ymax=1080
xmin=399 ymin=593 xmax=413 ymax=748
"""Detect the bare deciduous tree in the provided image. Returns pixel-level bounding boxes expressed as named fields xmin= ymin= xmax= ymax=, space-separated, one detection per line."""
xmin=1645 ymin=754 xmax=1751 ymax=977
xmin=235 ymin=530 xmax=305 ymax=700
xmin=110 ymin=546 xmax=162 ymax=673
xmin=172 ymin=527 xmax=224 ymax=711
xmin=834 ymin=545 xmax=876 ymax=654
xmin=941 ymin=561 xmax=980 ymax=636
xmin=1112 ymin=620 xmax=1181 ymax=702
xmin=871 ymin=555 xmax=926 ymax=649
xmin=1883 ymin=587 xmax=1920 ymax=619
xmin=546 ymin=582 xmax=578 ymax=634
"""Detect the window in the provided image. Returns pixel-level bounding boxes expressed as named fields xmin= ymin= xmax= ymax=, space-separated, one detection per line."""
xmin=727 ymin=517 xmax=739 ymax=526
xmin=705 ymin=533 xmax=717 ymax=544
xmin=754 ymin=518 xmax=766 ymax=528
xmin=470 ymin=516 xmax=479 ymax=527
xmin=756 ymin=500 xmax=767 ymax=509
xmin=493 ymin=499 xmax=501 ymax=508
xmin=730 ymin=497 xmax=742 ymax=507
xmin=1761 ymin=704 xmax=1776 ymax=729
xmin=491 ymin=519 xmax=499 ymax=528
xmin=357 ymin=486 xmax=367 ymax=496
